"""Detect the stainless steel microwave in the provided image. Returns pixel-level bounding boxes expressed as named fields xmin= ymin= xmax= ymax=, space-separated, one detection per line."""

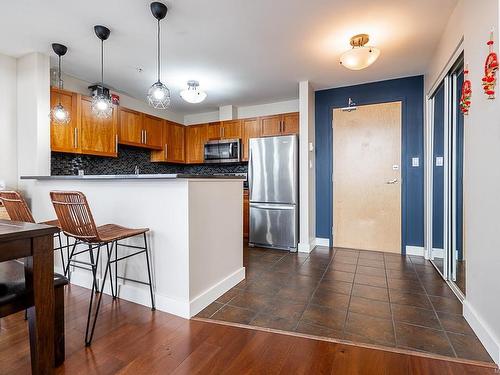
xmin=204 ymin=139 xmax=241 ymax=163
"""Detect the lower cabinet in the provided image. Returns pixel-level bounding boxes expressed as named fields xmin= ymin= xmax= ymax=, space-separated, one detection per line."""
xmin=243 ymin=189 xmax=249 ymax=239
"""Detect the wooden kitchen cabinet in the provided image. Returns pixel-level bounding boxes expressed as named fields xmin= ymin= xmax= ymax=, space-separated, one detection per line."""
xmin=151 ymin=121 xmax=185 ymax=163
xmin=80 ymin=96 xmax=118 ymax=157
xmin=241 ymin=117 xmax=260 ymax=161
xmin=50 ymin=87 xmax=79 ymax=153
xmin=118 ymin=107 xmax=143 ymax=146
xmin=207 ymin=122 xmax=221 ymax=140
xmin=221 ymin=120 xmax=242 ymax=139
xmin=243 ymin=189 xmax=249 ymax=239
xmin=260 ymin=112 xmax=299 ymax=137
xmin=185 ymin=124 xmax=207 ymax=164
xmin=143 ymin=115 xmax=163 ymax=150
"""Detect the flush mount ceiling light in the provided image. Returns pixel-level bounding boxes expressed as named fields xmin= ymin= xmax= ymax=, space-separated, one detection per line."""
xmin=147 ymin=2 xmax=170 ymax=109
xmin=340 ymin=34 xmax=380 ymax=71
xmin=91 ymin=25 xmax=113 ymax=119
xmin=50 ymin=43 xmax=70 ymax=125
xmin=180 ymin=80 xmax=207 ymax=104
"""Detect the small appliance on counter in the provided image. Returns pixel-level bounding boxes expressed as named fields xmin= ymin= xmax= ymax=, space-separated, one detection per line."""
xmin=204 ymin=139 xmax=241 ymax=163
xmin=248 ymin=135 xmax=298 ymax=251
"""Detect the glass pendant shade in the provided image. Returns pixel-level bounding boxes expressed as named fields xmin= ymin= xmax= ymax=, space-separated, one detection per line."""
xmin=180 ymin=80 xmax=207 ymax=104
xmin=50 ymin=103 xmax=70 ymax=124
xmin=340 ymin=46 xmax=380 ymax=70
xmin=147 ymin=81 xmax=171 ymax=109
xmin=91 ymin=92 xmax=113 ymax=118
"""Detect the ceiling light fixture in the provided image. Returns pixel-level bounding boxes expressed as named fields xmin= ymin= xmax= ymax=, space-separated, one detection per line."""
xmin=147 ymin=2 xmax=170 ymax=109
xmin=50 ymin=43 xmax=70 ymax=125
xmin=340 ymin=34 xmax=380 ymax=71
xmin=91 ymin=25 xmax=113 ymax=119
xmin=180 ymin=80 xmax=207 ymax=104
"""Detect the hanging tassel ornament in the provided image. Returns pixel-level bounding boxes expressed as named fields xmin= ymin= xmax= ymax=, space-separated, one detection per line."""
xmin=460 ymin=64 xmax=472 ymax=115
xmin=482 ymin=29 xmax=498 ymax=99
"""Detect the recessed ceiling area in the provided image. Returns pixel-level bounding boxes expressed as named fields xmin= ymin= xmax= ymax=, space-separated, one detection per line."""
xmin=0 ymin=0 xmax=458 ymax=114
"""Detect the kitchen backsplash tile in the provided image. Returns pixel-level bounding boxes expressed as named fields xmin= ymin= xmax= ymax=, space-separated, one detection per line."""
xmin=51 ymin=146 xmax=248 ymax=176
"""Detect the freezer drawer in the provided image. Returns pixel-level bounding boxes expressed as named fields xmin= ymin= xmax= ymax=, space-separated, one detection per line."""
xmin=249 ymin=203 xmax=297 ymax=251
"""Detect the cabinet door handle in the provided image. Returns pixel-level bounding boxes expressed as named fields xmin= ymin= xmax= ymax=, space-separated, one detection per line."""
xmin=165 ymin=144 xmax=168 ymax=159
xmin=115 ymin=134 xmax=118 ymax=153
xmin=73 ymin=128 xmax=78 ymax=148
xmin=144 ymin=130 xmax=147 ymax=144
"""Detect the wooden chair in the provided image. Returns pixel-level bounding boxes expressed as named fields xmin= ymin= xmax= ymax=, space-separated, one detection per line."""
xmin=50 ymin=191 xmax=155 ymax=346
xmin=0 ymin=191 xmax=69 ymax=275
xmin=0 ymin=260 xmax=68 ymax=367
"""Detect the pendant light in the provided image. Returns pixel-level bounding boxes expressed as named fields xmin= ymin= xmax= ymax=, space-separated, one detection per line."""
xmin=50 ymin=43 xmax=70 ymax=124
xmin=147 ymin=2 xmax=170 ymax=109
xmin=91 ymin=25 xmax=113 ymax=119
xmin=180 ymin=80 xmax=207 ymax=104
xmin=340 ymin=34 xmax=380 ymax=71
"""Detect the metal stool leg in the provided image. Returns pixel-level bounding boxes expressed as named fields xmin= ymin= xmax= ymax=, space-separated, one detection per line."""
xmin=143 ymin=233 xmax=155 ymax=311
xmin=106 ymin=242 xmax=116 ymax=299
xmin=84 ymin=242 xmax=112 ymax=346
xmin=87 ymin=244 xmax=99 ymax=294
xmin=56 ymin=233 xmax=65 ymax=274
xmin=64 ymin=241 xmax=78 ymax=280
xmin=114 ymin=241 xmax=118 ymax=298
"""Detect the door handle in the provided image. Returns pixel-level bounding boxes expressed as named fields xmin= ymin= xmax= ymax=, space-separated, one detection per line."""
xmin=144 ymin=130 xmax=147 ymax=144
xmin=73 ymin=128 xmax=78 ymax=148
xmin=386 ymin=178 xmax=398 ymax=185
xmin=165 ymin=144 xmax=168 ymax=159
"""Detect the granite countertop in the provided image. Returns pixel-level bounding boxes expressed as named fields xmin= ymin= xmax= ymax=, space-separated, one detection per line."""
xmin=20 ymin=174 xmax=245 ymax=181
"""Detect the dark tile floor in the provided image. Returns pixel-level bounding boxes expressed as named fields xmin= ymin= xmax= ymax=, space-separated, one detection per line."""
xmin=196 ymin=245 xmax=493 ymax=363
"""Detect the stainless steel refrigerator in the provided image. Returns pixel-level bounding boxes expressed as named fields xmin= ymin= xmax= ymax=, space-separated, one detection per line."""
xmin=248 ymin=135 xmax=298 ymax=251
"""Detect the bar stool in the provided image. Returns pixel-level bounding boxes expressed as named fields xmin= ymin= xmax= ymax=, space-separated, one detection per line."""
xmin=0 ymin=191 xmax=68 ymax=273
xmin=49 ymin=191 xmax=155 ymax=346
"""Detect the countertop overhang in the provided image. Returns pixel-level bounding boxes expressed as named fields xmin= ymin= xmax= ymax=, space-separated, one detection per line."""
xmin=21 ymin=174 xmax=245 ymax=181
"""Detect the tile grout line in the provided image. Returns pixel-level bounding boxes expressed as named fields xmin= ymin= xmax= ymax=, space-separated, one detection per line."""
xmin=384 ymin=254 xmax=399 ymax=348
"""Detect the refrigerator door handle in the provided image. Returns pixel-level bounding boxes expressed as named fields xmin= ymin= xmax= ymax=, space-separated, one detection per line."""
xmin=250 ymin=203 xmax=295 ymax=210
xmin=248 ymin=145 xmax=253 ymax=198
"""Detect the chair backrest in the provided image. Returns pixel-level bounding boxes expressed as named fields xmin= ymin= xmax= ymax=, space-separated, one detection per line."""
xmin=50 ymin=191 xmax=99 ymax=243
xmin=0 ymin=191 xmax=35 ymax=223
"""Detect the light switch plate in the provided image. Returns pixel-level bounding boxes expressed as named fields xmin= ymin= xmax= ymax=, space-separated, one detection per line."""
xmin=412 ymin=157 xmax=420 ymax=167
xmin=309 ymin=142 xmax=314 ymax=152
xmin=436 ymin=156 xmax=444 ymax=167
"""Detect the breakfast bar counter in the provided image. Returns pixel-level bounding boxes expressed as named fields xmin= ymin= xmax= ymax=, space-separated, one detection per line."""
xmin=20 ymin=175 xmax=245 ymax=318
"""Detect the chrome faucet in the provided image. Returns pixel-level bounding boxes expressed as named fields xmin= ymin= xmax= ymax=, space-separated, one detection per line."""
xmin=134 ymin=165 xmax=140 ymax=175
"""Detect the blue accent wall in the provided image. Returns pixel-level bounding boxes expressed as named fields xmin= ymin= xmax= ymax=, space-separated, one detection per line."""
xmin=315 ymin=76 xmax=425 ymax=250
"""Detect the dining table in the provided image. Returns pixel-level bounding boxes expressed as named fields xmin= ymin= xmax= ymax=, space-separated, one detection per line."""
xmin=0 ymin=219 xmax=59 ymax=375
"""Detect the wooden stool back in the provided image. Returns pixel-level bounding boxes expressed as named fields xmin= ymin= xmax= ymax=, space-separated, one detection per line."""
xmin=0 ymin=191 xmax=35 ymax=223
xmin=50 ymin=191 xmax=99 ymax=243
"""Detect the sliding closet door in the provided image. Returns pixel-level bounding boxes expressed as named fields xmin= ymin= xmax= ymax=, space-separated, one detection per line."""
xmin=430 ymin=84 xmax=447 ymax=276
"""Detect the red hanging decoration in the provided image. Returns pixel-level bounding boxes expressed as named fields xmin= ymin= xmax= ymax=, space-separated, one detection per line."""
xmin=460 ymin=65 xmax=472 ymax=115
xmin=482 ymin=30 xmax=498 ymax=99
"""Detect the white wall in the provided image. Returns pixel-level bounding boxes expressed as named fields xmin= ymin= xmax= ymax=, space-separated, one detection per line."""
xmin=183 ymin=99 xmax=299 ymax=125
xmin=298 ymin=81 xmax=315 ymax=252
xmin=0 ymin=53 xmax=18 ymax=190
xmin=61 ymin=73 xmax=185 ymax=124
xmin=425 ymin=0 xmax=500 ymax=364
xmin=17 ymin=53 xmax=51 ymax=178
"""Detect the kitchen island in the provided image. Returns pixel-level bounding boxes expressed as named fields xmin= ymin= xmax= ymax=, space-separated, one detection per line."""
xmin=20 ymin=174 xmax=245 ymax=318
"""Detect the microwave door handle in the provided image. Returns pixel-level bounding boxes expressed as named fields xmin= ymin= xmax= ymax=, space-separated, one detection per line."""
xmin=229 ymin=142 xmax=233 ymax=156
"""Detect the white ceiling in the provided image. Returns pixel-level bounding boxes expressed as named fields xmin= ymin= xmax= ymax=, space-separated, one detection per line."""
xmin=0 ymin=0 xmax=457 ymax=114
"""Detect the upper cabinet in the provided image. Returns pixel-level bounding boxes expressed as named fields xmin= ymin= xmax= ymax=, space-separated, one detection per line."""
xmin=50 ymin=88 xmax=79 ymax=153
xmin=118 ymin=107 xmax=143 ymax=146
xmin=207 ymin=122 xmax=221 ymax=140
xmin=143 ymin=115 xmax=164 ymax=149
xmin=185 ymin=124 xmax=207 ymax=164
xmin=118 ymin=108 xmax=163 ymax=150
xmin=221 ymin=120 xmax=242 ymax=139
xmin=80 ymin=96 xmax=118 ymax=157
xmin=260 ymin=112 xmax=299 ymax=137
xmin=151 ymin=121 xmax=185 ymax=163
xmin=242 ymin=118 xmax=260 ymax=161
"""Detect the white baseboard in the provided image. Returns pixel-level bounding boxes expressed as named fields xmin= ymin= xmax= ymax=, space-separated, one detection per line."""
xmin=189 ymin=267 xmax=245 ymax=317
xmin=65 ymin=267 xmax=245 ymax=320
xmin=315 ymin=238 xmax=330 ymax=247
xmin=298 ymin=241 xmax=314 ymax=253
xmin=463 ymin=300 xmax=500 ymax=365
xmin=405 ymin=246 xmax=425 ymax=256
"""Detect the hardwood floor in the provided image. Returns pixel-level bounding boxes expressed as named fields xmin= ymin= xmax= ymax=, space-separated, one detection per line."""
xmin=0 ymin=284 xmax=497 ymax=374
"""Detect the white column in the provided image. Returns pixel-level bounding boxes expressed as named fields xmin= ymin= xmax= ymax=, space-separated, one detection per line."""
xmin=219 ymin=105 xmax=237 ymax=121
xmin=0 ymin=53 xmax=18 ymax=190
xmin=298 ymin=81 xmax=316 ymax=253
xmin=16 ymin=52 xmax=51 ymax=178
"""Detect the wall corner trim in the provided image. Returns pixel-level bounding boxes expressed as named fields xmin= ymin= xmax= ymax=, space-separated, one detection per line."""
xmin=298 ymin=241 xmax=315 ymax=253
xmin=315 ymin=237 xmax=330 ymax=247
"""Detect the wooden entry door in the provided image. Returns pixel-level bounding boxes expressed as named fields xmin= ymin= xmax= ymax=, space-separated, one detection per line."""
xmin=333 ymin=102 xmax=402 ymax=253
